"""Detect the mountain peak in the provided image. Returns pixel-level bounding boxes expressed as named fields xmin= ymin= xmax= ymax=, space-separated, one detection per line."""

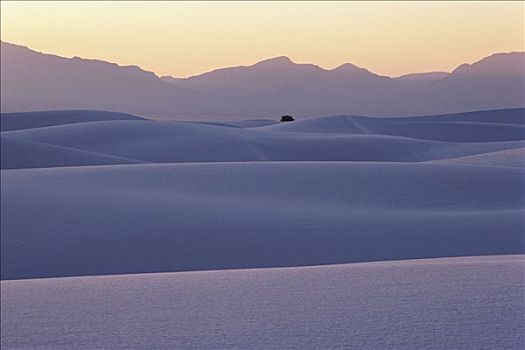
xmin=331 ymin=62 xmax=383 ymax=78
xmin=332 ymin=62 xmax=363 ymax=72
xmin=451 ymin=52 xmax=525 ymax=76
xmin=254 ymin=56 xmax=294 ymax=66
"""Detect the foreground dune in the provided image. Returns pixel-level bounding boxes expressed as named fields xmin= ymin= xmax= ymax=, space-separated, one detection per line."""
xmin=2 ymin=162 xmax=524 ymax=279
xmin=2 ymin=255 xmax=523 ymax=350
xmin=1 ymin=109 xmax=524 ymax=348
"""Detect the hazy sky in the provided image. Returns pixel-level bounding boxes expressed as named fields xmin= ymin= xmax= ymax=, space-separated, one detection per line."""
xmin=1 ymin=1 xmax=523 ymax=78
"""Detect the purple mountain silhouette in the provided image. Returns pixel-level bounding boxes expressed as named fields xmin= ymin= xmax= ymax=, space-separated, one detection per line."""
xmin=1 ymin=41 xmax=523 ymax=117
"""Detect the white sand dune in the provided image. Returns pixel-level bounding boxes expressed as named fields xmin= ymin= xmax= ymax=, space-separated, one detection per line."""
xmin=2 ymin=162 xmax=524 ymax=279
xmin=0 ymin=110 xmax=145 ymax=131
xmin=1 ymin=108 xmax=524 ymax=280
xmin=1 ymin=255 xmax=523 ymax=350
xmin=194 ymin=119 xmax=279 ymax=128
xmin=2 ymin=113 xmax=524 ymax=169
xmin=1 ymin=136 xmax=146 ymax=169
xmin=428 ymin=147 xmax=525 ymax=168
xmin=388 ymin=108 xmax=525 ymax=124
xmin=263 ymin=114 xmax=525 ymax=142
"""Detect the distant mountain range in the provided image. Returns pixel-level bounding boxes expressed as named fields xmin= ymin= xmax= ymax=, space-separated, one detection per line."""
xmin=1 ymin=41 xmax=524 ymax=118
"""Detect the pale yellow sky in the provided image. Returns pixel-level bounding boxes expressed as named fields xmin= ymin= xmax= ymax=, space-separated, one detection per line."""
xmin=1 ymin=1 xmax=523 ymax=78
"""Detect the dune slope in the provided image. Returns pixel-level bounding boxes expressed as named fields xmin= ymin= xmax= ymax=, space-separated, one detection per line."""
xmin=1 ymin=255 xmax=523 ymax=350
xmin=2 ymin=162 xmax=524 ymax=279
xmin=0 ymin=110 xmax=145 ymax=131
xmin=1 ymin=109 xmax=524 ymax=279
xmin=1 ymin=136 xmax=145 ymax=169
xmin=2 ymin=109 xmax=524 ymax=169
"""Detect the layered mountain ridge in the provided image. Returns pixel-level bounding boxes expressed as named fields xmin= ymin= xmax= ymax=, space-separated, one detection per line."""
xmin=1 ymin=41 xmax=523 ymax=118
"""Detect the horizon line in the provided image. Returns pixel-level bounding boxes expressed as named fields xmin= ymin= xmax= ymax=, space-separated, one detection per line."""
xmin=2 ymin=39 xmax=524 ymax=80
